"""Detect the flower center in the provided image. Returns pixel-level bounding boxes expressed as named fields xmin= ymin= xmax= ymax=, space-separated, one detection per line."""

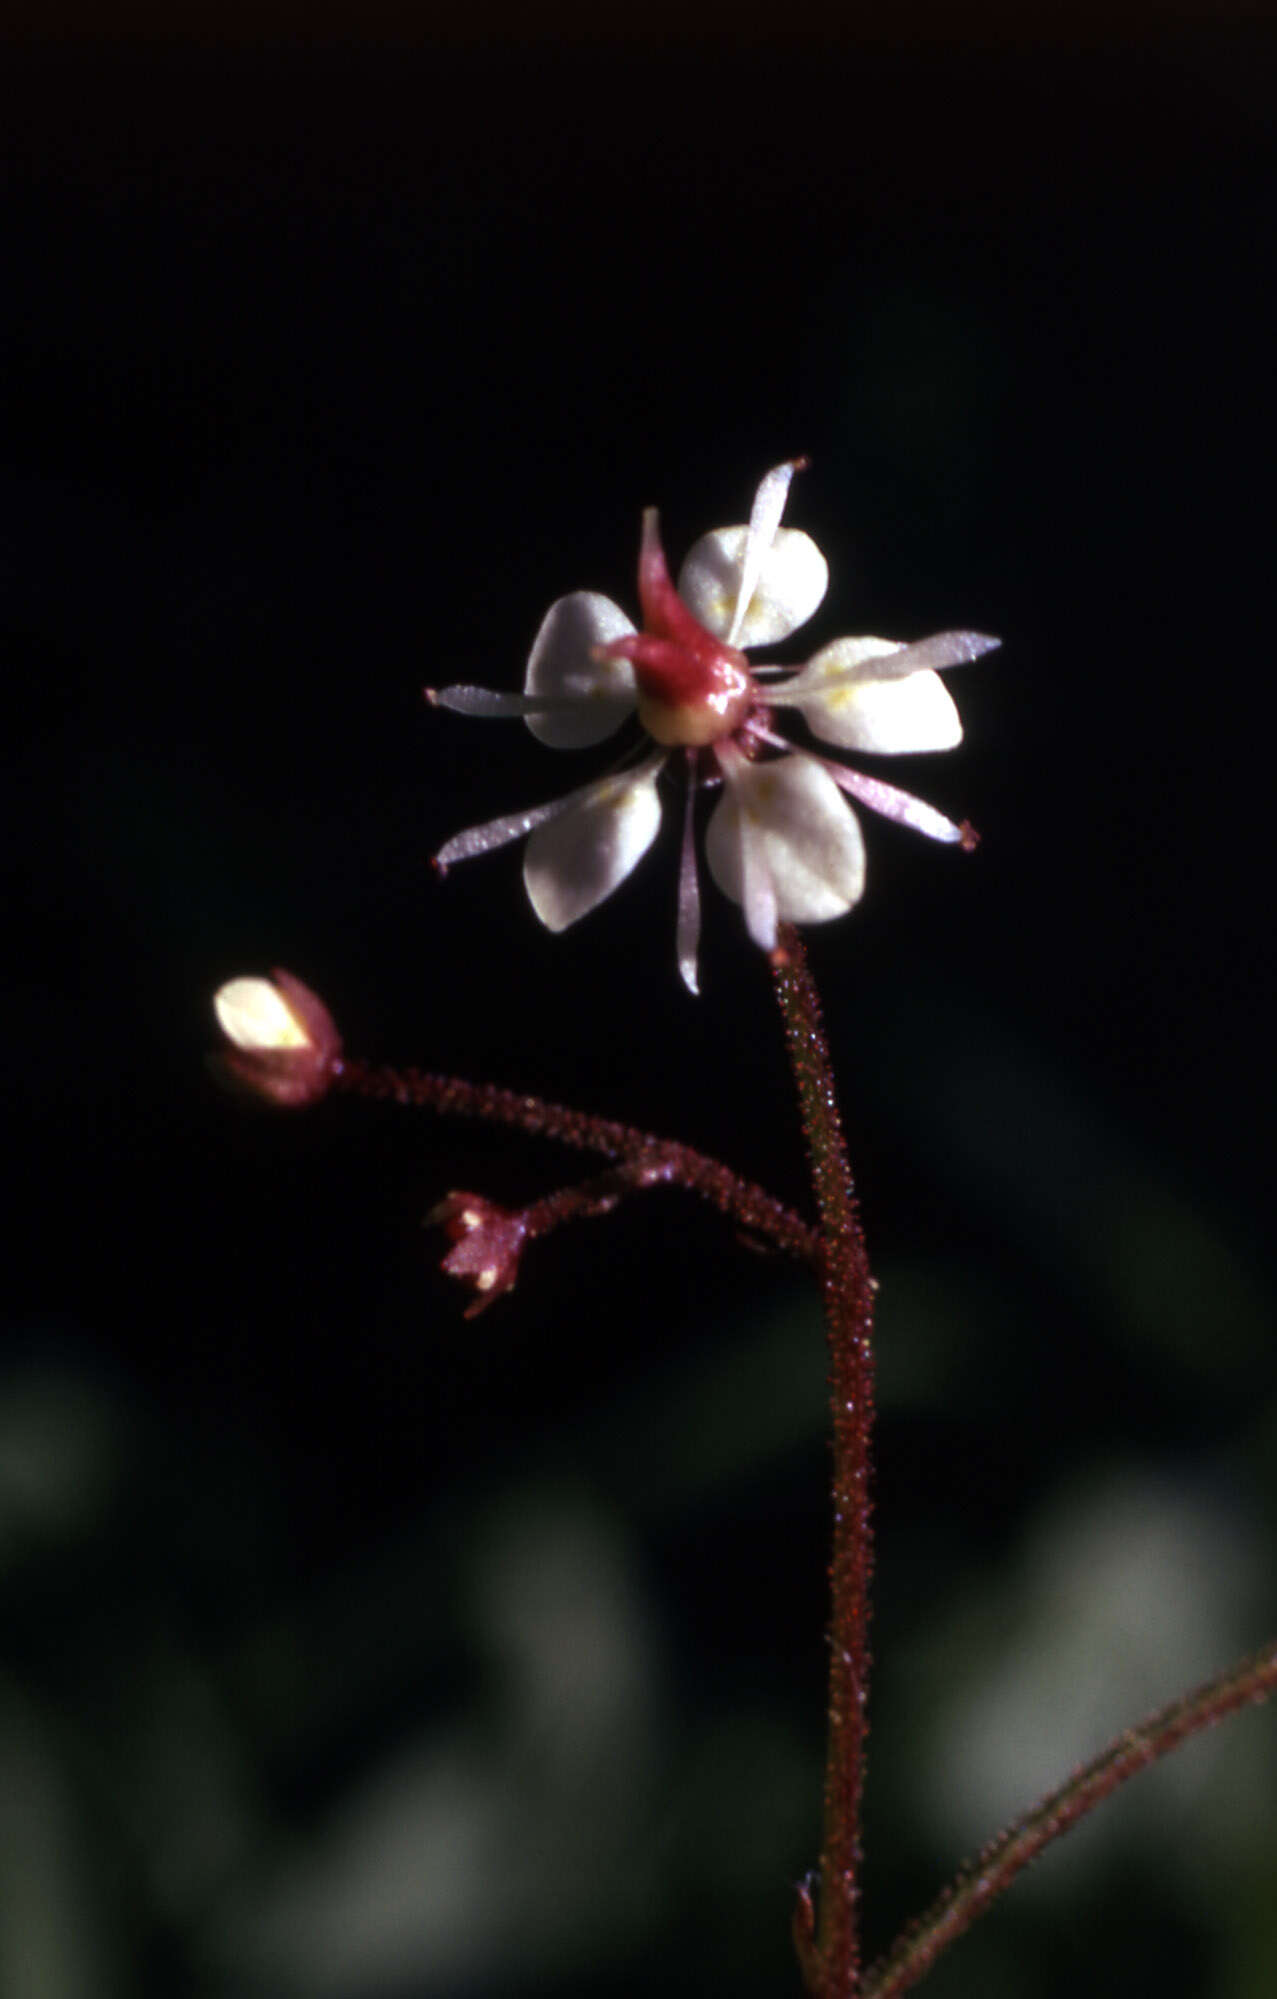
xmin=595 ymin=502 xmax=757 ymax=748
xmin=622 ymin=635 xmax=754 ymax=747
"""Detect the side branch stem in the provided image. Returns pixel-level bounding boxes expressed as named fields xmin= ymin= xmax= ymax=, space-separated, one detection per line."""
xmin=864 ymin=1639 xmax=1277 ymax=1999
xmin=330 ymin=1056 xmax=819 ymax=1266
xmin=770 ymin=929 xmax=876 ymax=1999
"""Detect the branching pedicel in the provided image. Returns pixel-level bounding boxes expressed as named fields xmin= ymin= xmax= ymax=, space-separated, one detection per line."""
xmin=214 ymin=466 xmax=1277 ymax=1998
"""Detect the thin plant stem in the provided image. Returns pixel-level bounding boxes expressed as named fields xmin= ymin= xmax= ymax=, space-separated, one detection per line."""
xmin=864 ymin=1638 xmax=1277 ymax=1999
xmin=770 ymin=927 xmax=876 ymax=1999
xmin=331 ymin=1055 xmax=820 ymax=1266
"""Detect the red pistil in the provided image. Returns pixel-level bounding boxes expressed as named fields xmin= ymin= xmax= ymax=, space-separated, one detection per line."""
xmin=597 ymin=506 xmax=755 ymax=748
xmin=636 ymin=504 xmax=711 ymax=645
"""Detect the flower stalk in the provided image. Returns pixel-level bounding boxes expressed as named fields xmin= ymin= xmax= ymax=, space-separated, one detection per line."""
xmin=330 ymin=1053 xmax=820 ymax=1274
xmin=864 ymin=1639 xmax=1277 ymax=1999
xmin=770 ymin=927 xmax=877 ymax=1999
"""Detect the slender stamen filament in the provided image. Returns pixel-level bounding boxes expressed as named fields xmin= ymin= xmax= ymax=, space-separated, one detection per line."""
xmin=435 ymin=748 xmax=667 ymax=870
xmin=765 ymin=630 xmax=1001 ymax=707
xmin=725 ymin=458 xmax=806 ymax=646
xmin=426 ymin=686 xmax=621 ymax=718
xmin=676 ymin=751 xmax=702 ymax=995
xmin=821 ymin=759 xmax=968 ymax=844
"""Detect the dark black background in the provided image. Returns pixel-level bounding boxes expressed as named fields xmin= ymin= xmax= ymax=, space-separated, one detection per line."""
xmin=4 ymin=15 xmax=1277 ymax=1997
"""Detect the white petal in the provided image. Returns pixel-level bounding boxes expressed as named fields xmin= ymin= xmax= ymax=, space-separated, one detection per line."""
xmin=858 ymin=629 xmax=998 ymax=677
xmin=737 ymin=814 xmax=779 ymax=949
xmin=777 ymin=637 xmax=961 ymax=753
xmin=213 ymin=977 xmax=310 ymax=1051
xmin=678 ymin=525 xmax=828 ymax=648
xmin=524 ymin=592 xmax=638 ymax=748
xmin=706 ymin=752 xmax=865 ymax=929
xmin=523 ymin=759 xmax=665 ymax=931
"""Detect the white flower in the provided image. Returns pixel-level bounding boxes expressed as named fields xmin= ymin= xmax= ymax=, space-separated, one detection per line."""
xmin=428 ymin=463 xmax=997 ymax=994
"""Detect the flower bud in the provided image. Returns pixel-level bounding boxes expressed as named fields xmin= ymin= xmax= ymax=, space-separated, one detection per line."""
xmin=211 ymin=971 xmax=341 ymax=1107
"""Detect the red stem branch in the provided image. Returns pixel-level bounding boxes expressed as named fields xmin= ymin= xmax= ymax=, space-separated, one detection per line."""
xmin=865 ymin=1638 xmax=1277 ymax=1999
xmin=769 ymin=929 xmax=876 ymax=1999
xmin=330 ymin=1055 xmax=820 ymax=1267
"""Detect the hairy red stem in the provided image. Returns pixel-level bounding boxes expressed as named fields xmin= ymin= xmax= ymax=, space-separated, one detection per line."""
xmin=330 ymin=1055 xmax=820 ymax=1266
xmin=770 ymin=930 xmax=876 ymax=1999
xmin=865 ymin=1639 xmax=1277 ymax=1998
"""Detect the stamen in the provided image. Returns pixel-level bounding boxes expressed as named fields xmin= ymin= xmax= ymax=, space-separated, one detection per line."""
xmin=821 ymin=758 xmax=967 ymax=844
xmin=676 ymin=752 xmax=702 ymax=995
xmin=436 ymin=741 xmax=668 ymax=872
xmin=427 ymin=685 xmax=595 ymax=718
xmin=768 ymin=631 xmax=1000 ymax=705
xmin=752 ymin=721 xmax=794 ymax=752
xmin=726 ymin=458 xmax=807 ymax=648
xmin=434 ymin=789 xmax=590 ymax=869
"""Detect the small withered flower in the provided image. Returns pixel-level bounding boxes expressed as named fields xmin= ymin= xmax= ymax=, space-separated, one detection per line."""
xmin=211 ymin=972 xmax=341 ymax=1106
xmin=429 ymin=462 xmax=997 ymax=991
xmin=428 ymin=1192 xmax=528 ymax=1316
